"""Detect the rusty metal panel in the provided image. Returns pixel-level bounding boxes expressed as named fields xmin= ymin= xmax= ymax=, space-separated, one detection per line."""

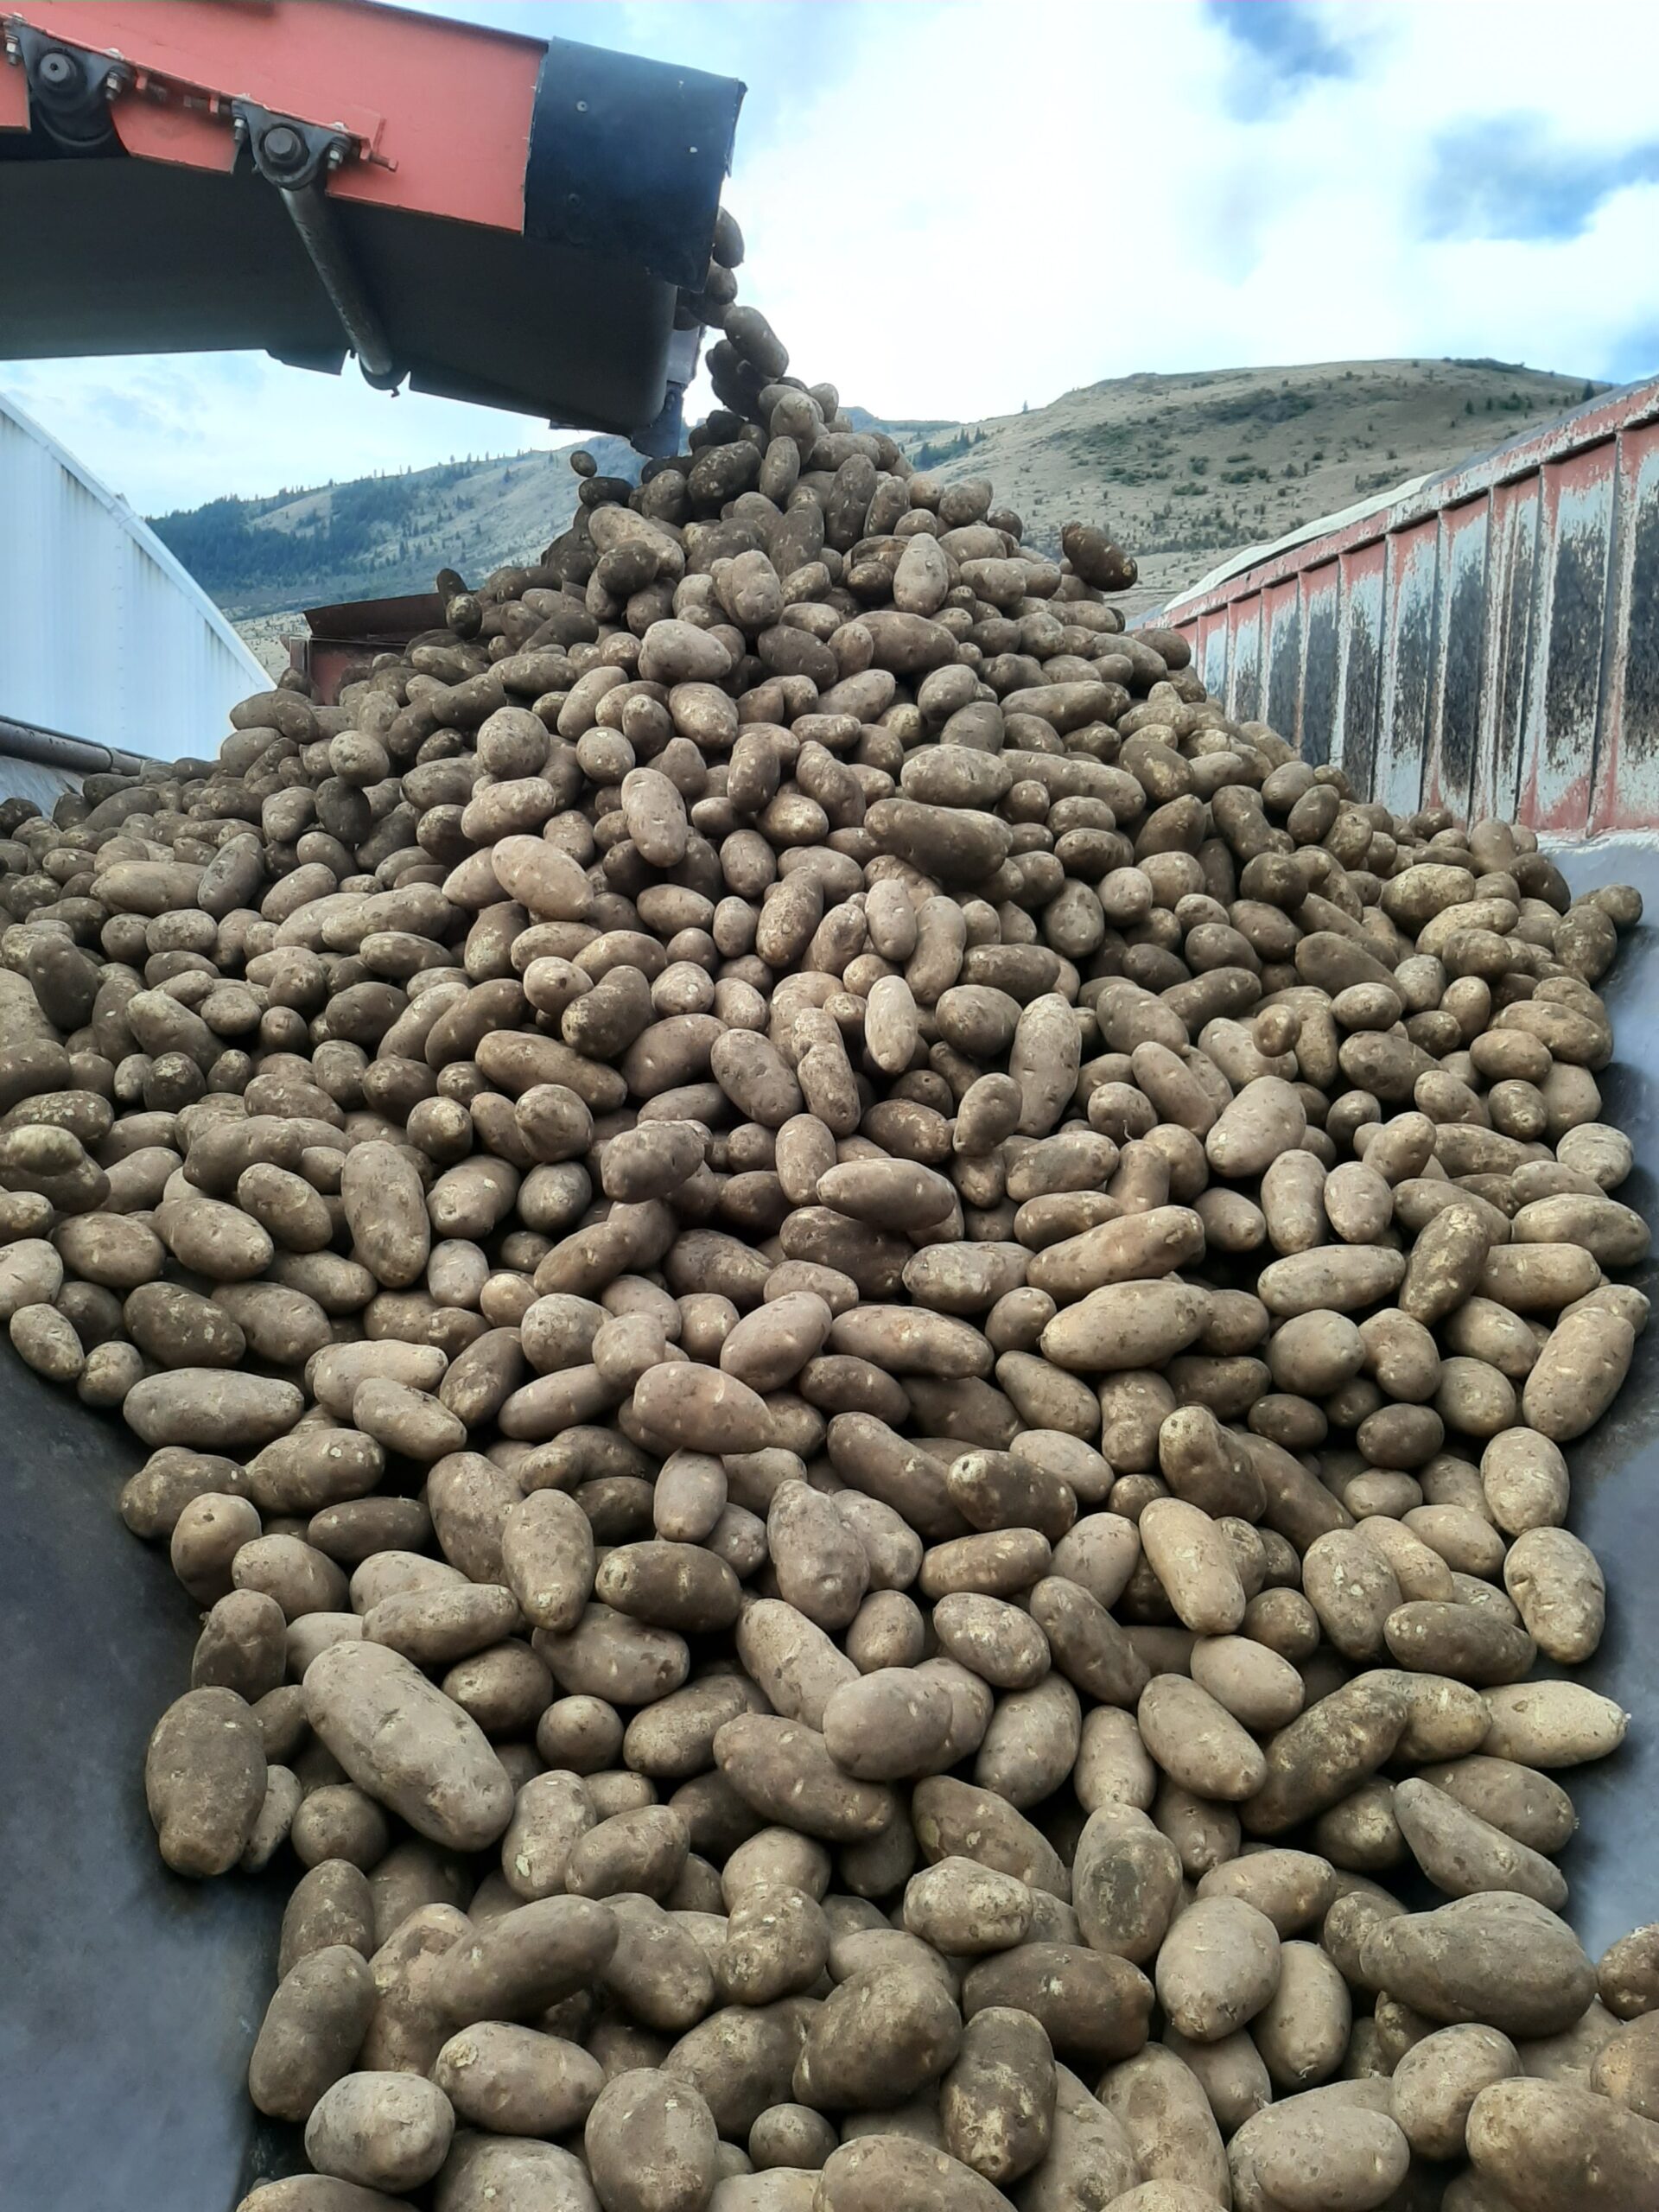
xmin=1376 ymin=518 xmax=1438 ymax=818
xmin=1334 ymin=542 xmax=1386 ymax=797
xmin=1262 ymin=578 xmax=1301 ymax=738
xmin=1227 ymin=601 xmax=1263 ymax=725
xmin=1591 ymin=421 xmax=1659 ymax=834
xmin=1522 ymin=444 xmax=1618 ymax=835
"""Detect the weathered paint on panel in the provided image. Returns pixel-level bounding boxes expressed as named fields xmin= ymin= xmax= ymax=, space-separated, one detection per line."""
xmin=1335 ymin=542 xmax=1385 ymax=798
xmin=1489 ymin=476 xmax=1540 ymax=826
xmin=1228 ymin=602 xmax=1263 ymax=726
xmin=1427 ymin=500 xmax=1490 ymax=826
xmin=1199 ymin=616 xmax=1228 ymax=706
xmin=1263 ymin=578 xmax=1301 ymax=739
xmin=1376 ymin=518 xmax=1437 ymax=819
xmin=1524 ymin=446 xmax=1617 ymax=834
xmin=1141 ymin=373 xmax=1659 ymax=838
xmin=1592 ymin=421 xmax=1659 ymax=833
xmin=1300 ymin=565 xmax=1340 ymax=768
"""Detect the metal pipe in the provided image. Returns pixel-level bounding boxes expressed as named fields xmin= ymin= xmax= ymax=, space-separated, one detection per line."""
xmin=0 ymin=715 xmax=148 ymax=778
xmin=280 ymin=183 xmax=396 ymax=383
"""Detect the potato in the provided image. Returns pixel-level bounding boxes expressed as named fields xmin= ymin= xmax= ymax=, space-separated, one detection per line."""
xmin=249 ymin=1946 xmax=377 ymax=2121
xmin=1236 ymin=2094 xmax=1409 ymax=2212
xmin=928 ymin=1592 xmax=1046 ymax=1688
xmin=1592 ymin=2011 xmax=1659 ymax=2119
xmin=280 ymin=1860 xmax=377 ymax=1978
xmin=1154 ymin=1898 xmax=1281 ymax=2043
xmin=1502 ymin=1525 xmax=1605 ymax=1662
xmin=1481 ymin=1681 xmax=1629 ymax=1767
xmin=303 ymin=1642 xmax=514 ymax=1851
xmin=565 ymin=1805 xmax=689 ymax=1900
xmin=1098 ymin=2048 xmax=1230 ymax=2202
xmin=145 ymin=1685 xmax=267 ymax=1876
xmin=715 ymin=1883 xmax=828 ymax=2005
xmin=1071 ymin=1805 xmax=1183 ymax=1964
xmin=974 ymin=1671 xmax=1080 ymax=1806
xmin=540 ymin=1603 xmax=690 ymax=1707
xmin=1390 ymin=2022 xmax=1520 ymax=2158
xmin=794 ymin=1961 xmax=961 ymax=2108
xmin=812 ymin=2135 xmax=1014 ymax=2212
xmin=1163 ymin=2024 xmax=1272 ymax=2138
xmin=1253 ymin=1941 xmax=1351 ymax=2091
xmin=942 ymin=2005 xmax=1055 ymax=2184
xmin=235 ymin=2182 xmax=404 ymax=2211
xmin=823 ymin=1668 xmax=952 ymax=1780
xmin=1243 ymin=1674 xmax=1407 ymax=1835
xmin=1196 ymin=1847 xmax=1335 ymax=1933
xmin=1359 ymin=1892 xmax=1595 ymax=2037
xmin=1302 ymin=1530 xmax=1402 ymax=1661
xmin=430 ymin=2020 xmax=603 ymax=2137
xmin=1137 ymin=1674 xmax=1265 ymax=1802
xmin=715 ymin=1715 xmax=898 ymax=1841
xmin=902 ymin=1856 xmax=1033 ymax=1955
xmin=1465 ymin=2077 xmax=1659 ymax=2209
xmin=962 ymin=1942 xmax=1150 ymax=2069
xmin=303 ymin=2071 xmax=454 ymax=2193
xmin=125 ymin=1369 xmax=305 ymax=1451
xmin=1138 ymin=1497 xmax=1247 ymax=1634
xmin=1599 ymin=1923 xmax=1659 ymax=2020
xmin=1522 ymin=1306 xmax=1635 ymax=1440
xmin=579 ymin=2061 xmax=721 ymax=2212
xmin=1420 ymin=1754 xmax=1577 ymax=1854
xmin=1189 ymin=1634 xmax=1305 ymax=1731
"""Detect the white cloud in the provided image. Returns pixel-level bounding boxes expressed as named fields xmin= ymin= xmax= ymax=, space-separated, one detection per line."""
xmin=4 ymin=0 xmax=1657 ymax=516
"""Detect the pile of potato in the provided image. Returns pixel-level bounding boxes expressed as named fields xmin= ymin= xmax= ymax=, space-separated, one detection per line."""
xmin=2 ymin=239 xmax=1657 ymax=2212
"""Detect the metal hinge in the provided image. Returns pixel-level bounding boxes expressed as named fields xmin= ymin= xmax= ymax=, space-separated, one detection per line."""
xmin=6 ymin=18 xmax=130 ymax=149
xmin=232 ymin=98 xmax=399 ymax=389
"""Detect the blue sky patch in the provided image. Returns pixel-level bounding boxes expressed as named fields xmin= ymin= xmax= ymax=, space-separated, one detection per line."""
xmin=1421 ymin=116 xmax=1659 ymax=242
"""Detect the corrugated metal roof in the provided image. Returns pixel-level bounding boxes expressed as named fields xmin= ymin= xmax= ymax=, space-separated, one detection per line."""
xmin=0 ymin=388 xmax=265 ymax=760
xmin=1159 ymin=474 xmax=1435 ymax=608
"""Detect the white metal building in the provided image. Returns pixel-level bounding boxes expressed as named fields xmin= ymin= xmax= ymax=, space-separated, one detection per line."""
xmin=0 ymin=388 xmax=265 ymax=807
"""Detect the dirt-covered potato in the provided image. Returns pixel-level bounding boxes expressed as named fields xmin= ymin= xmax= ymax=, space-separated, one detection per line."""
xmin=941 ymin=2004 xmax=1055 ymax=2184
xmin=1154 ymin=1897 xmax=1281 ymax=2042
xmin=303 ymin=1643 xmax=514 ymax=1850
xmin=145 ymin=1686 xmax=267 ymax=1876
xmin=1098 ymin=2040 xmax=1228 ymax=2202
xmin=1361 ymin=1892 xmax=1595 ymax=2037
xmin=1389 ymin=2021 xmax=1520 ymax=2158
xmin=302 ymin=2070 xmax=454 ymax=2192
xmin=1465 ymin=2076 xmax=1659 ymax=2209
xmin=814 ymin=2134 xmax=1014 ymax=2212
xmin=1231 ymin=2089 xmax=1409 ymax=2212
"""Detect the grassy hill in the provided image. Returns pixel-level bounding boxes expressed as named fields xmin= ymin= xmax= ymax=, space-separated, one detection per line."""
xmin=149 ymin=433 xmax=641 ymax=637
xmin=147 ymin=360 xmax=1601 ymax=674
xmin=874 ymin=359 xmax=1600 ymax=619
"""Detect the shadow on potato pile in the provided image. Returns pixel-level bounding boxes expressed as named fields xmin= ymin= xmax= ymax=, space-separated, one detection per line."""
xmin=3 ymin=235 xmax=1659 ymax=2212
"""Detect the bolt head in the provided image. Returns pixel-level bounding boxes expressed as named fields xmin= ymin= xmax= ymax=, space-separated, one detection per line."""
xmin=262 ymin=122 xmax=306 ymax=172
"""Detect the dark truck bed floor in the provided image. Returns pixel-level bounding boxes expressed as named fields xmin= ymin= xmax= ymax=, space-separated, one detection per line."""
xmin=3 ymin=840 xmax=1656 ymax=2210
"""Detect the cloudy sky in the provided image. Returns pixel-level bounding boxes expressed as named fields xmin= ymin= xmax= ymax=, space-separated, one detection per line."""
xmin=5 ymin=0 xmax=1658 ymax=517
